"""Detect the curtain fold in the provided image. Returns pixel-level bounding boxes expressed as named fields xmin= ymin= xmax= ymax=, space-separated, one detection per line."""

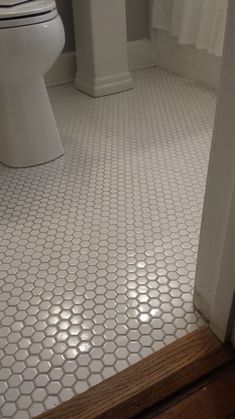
xmin=151 ymin=0 xmax=228 ymax=57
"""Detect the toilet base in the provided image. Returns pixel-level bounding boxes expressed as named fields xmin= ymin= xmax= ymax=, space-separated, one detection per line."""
xmin=0 ymin=77 xmax=64 ymax=168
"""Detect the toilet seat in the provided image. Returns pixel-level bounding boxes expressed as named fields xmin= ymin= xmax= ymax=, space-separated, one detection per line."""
xmin=0 ymin=0 xmax=57 ymax=28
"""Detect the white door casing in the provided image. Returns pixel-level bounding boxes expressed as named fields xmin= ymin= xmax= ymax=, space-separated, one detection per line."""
xmin=194 ymin=0 xmax=235 ymax=342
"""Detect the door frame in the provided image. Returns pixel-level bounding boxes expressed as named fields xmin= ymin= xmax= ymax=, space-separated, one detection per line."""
xmin=194 ymin=0 xmax=235 ymax=343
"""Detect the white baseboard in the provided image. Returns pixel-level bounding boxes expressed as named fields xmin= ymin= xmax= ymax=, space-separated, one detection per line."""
xmin=127 ymin=38 xmax=158 ymax=70
xmin=128 ymin=36 xmax=221 ymax=89
xmin=150 ymin=31 xmax=221 ymax=90
xmin=45 ymin=37 xmax=221 ymax=90
xmin=45 ymin=51 xmax=76 ymax=87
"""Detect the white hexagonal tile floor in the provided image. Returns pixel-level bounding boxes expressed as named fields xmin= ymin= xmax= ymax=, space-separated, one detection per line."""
xmin=0 ymin=67 xmax=217 ymax=419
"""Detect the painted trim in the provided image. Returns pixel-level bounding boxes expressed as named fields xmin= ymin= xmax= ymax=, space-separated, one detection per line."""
xmin=150 ymin=31 xmax=221 ymax=90
xmin=128 ymin=36 xmax=221 ymax=88
xmin=127 ymin=38 xmax=158 ymax=70
xmin=45 ymin=38 xmax=221 ymax=89
xmin=194 ymin=0 xmax=235 ymax=344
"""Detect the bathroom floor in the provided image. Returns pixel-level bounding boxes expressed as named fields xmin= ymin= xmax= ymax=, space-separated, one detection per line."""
xmin=0 ymin=67 xmax=216 ymax=419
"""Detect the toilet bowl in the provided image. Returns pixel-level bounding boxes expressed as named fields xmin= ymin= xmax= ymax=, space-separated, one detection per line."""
xmin=0 ymin=0 xmax=65 ymax=168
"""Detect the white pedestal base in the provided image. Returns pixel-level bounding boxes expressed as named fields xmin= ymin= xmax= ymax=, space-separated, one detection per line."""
xmin=75 ymin=71 xmax=134 ymax=98
xmin=0 ymin=78 xmax=64 ymax=168
xmin=72 ymin=0 xmax=134 ymax=98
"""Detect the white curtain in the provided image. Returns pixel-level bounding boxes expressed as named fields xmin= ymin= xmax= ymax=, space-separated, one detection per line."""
xmin=151 ymin=0 xmax=228 ymax=57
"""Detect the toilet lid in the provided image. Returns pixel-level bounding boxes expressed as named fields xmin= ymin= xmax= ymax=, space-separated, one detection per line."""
xmin=0 ymin=0 xmax=56 ymax=20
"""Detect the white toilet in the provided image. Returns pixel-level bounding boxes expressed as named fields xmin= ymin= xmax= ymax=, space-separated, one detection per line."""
xmin=0 ymin=0 xmax=65 ymax=168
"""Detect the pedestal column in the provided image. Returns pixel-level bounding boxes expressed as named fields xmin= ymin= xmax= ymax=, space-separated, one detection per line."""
xmin=72 ymin=0 xmax=134 ymax=97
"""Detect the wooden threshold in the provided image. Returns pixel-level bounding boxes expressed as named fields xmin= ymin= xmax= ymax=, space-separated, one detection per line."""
xmin=35 ymin=327 xmax=235 ymax=419
xmin=155 ymin=362 xmax=235 ymax=418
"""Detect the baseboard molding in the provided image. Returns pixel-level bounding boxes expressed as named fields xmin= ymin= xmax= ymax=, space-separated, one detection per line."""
xmin=45 ymin=51 xmax=76 ymax=87
xmin=151 ymin=30 xmax=221 ymax=90
xmin=127 ymin=38 xmax=158 ymax=70
xmin=45 ymin=37 xmax=221 ymax=90
xmin=75 ymin=71 xmax=134 ymax=97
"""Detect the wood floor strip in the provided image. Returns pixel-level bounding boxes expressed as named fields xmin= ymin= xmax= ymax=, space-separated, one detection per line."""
xmin=156 ymin=362 xmax=235 ymax=418
xmin=35 ymin=327 xmax=235 ymax=419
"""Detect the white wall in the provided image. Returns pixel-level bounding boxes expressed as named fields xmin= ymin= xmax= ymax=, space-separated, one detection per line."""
xmin=126 ymin=0 xmax=149 ymax=41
